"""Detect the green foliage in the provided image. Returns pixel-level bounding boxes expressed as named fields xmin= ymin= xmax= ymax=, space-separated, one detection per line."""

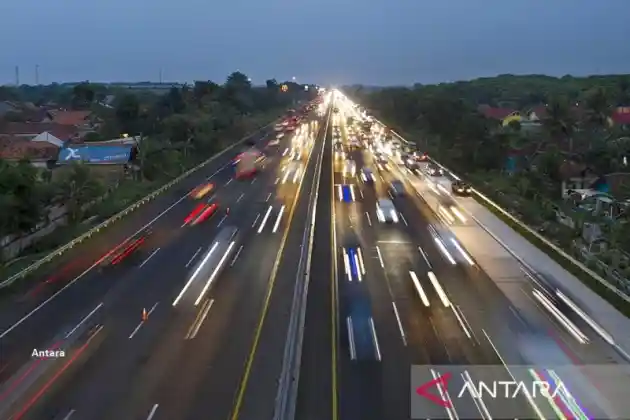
xmin=0 ymin=71 xmax=317 ymax=263
xmin=358 ymin=73 xmax=630 ymax=309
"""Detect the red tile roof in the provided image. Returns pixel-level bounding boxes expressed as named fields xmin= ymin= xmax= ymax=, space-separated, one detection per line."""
xmin=49 ymin=110 xmax=92 ymax=126
xmin=0 ymin=122 xmax=78 ymax=140
xmin=0 ymin=137 xmax=59 ymax=161
xmin=478 ymin=105 xmax=518 ymax=120
xmin=612 ymin=110 xmax=630 ymax=125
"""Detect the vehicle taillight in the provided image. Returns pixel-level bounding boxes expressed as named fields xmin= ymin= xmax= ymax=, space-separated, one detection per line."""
xmin=185 ymin=203 xmax=207 ymax=225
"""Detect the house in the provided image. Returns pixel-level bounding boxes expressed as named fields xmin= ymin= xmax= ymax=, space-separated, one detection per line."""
xmin=559 ymin=161 xmax=599 ymax=198
xmin=526 ymin=105 xmax=548 ymax=121
xmin=0 ymin=122 xmax=79 ymax=142
xmin=0 ymin=137 xmax=59 ymax=168
xmin=45 ymin=110 xmax=99 ymax=131
xmin=477 ymin=105 xmax=522 ymax=127
xmin=0 ymin=101 xmax=20 ymax=117
xmin=611 ymin=106 xmax=630 ymax=129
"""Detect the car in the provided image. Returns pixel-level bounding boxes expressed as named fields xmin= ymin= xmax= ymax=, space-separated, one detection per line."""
xmin=335 ymin=147 xmax=346 ymax=161
xmin=415 ymin=152 xmax=429 ymax=161
xmin=405 ymin=158 xmax=419 ymax=170
xmin=376 ymin=199 xmax=398 ymax=223
xmin=390 ymin=180 xmax=405 ymax=196
xmin=183 ymin=202 xmax=219 ymax=226
xmin=190 ymin=183 xmax=215 ymax=199
xmin=426 ymin=164 xmax=444 ymax=176
xmin=102 ymin=231 xmax=152 ymax=266
xmin=344 ymin=160 xmax=357 ymax=177
xmin=361 ymin=168 xmax=375 ymax=184
xmin=452 ymin=180 xmax=472 ymax=196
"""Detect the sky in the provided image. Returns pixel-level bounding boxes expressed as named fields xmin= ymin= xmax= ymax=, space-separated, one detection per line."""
xmin=2 ymin=0 xmax=630 ymax=86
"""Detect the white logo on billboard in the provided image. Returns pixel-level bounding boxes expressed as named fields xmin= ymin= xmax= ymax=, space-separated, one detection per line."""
xmin=64 ymin=148 xmax=81 ymax=160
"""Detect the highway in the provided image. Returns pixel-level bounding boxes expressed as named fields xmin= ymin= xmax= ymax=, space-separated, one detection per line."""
xmin=0 ymin=100 xmax=328 ymax=419
xmin=296 ymin=103 xmax=612 ymax=420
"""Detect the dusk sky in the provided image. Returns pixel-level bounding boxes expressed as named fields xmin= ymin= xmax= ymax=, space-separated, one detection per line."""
xmin=2 ymin=0 xmax=630 ymax=86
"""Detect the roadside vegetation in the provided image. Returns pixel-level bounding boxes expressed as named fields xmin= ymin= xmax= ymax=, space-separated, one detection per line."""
xmin=350 ymin=74 xmax=630 ymax=313
xmin=0 ymin=73 xmax=315 ymax=276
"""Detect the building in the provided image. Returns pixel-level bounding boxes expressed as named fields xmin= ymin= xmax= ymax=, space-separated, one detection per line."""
xmin=611 ymin=107 xmax=630 ymax=129
xmin=0 ymin=101 xmax=19 ymax=117
xmin=477 ymin=105 xmax=522 ymax=126
xmin=0 ymin=122 xmax=79 ymax=142
xmin=0 ymin=136 xmax=59 ymax=168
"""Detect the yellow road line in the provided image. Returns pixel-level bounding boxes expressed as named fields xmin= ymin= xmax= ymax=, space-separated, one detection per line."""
xmin=229 ymin=122 xmax=322 ymax=420
xmin=331 ymin=106 xmax=339 ymax=420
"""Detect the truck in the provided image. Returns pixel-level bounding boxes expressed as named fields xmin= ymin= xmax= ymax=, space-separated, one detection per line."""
xmin=235 ymin=148 xmax=263 ymax=179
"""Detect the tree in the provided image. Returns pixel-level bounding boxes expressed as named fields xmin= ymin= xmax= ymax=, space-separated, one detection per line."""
xmin=115 ymin=93 xmax=141 ymax=134
xmin=56 ymin=163 xmax=103 ymax=222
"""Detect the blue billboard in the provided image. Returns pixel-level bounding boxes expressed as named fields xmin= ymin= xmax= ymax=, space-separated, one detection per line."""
xmin=58 ymin=145 xmax=133 ymax=165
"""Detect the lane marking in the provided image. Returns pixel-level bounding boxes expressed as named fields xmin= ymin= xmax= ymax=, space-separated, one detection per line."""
xmin=272 ymin=205 xmax=286 ymax=233
xmin=251 ymin=213 xmax=260 ymax=228
xmin=185 ymin=298 xmax=214 ymax=339
xmin=400 ymin=213 xmax=409 ymax=226
xmin=129 ymin=302 xmax=159 ymax=339
xmin=237 ymin=193 xmax=244 ymax=203
xmin=418 ymin=246 xmax=432 ymax=268
xmin=185 ymin=247 xmax=202 ymax=268
xmin=139 ymin=248 xmax=161 ymax=268
xmin=365 ymin=212 xmax=372 ymax=226
xmin=369 ymin=317 xmax=382 ymax=361
xmin=409 ymin=271 xmax=430 ymax=307
xmin=265 ymin=193 xmax=272 ymax=202
xmin=225 ymin=179 xmax=233 ymax=187
xmin=346 ymin=317 xmax=356 ymax=360
xmin=230 ymin=245 xmax=244 ymax=267
xmin=194 ymin=242 xmax=236 ymax=306
xmin=229 ymin=134 xmax=312 ymax=420
xmin=173 ymin=242 xmax=219 ymax=306
xmin=392 ymin=302 xmax=407 ymax=346
xmin=217 ymin=214 xmax=228 ymax=227
xmin=146 ymin=404 xmax=159 ymax=420
xmin=62 ymin=409 xmax=75 ymax=420
xmin=65 ymin=303 xmax=103 ymax=339
xmin=330 ymin=113 xmax=340 ymax=420
xmin=0 ymin=163 xmax=232 ymax=339
xmin=375 ymin=246 xmax=385 ymax=268
xmin=257 ymin=206 xmax=273 ymax=234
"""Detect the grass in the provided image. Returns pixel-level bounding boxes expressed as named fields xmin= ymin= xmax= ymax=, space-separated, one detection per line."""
xmin=472 ymin=193 xmax=630 ymax=317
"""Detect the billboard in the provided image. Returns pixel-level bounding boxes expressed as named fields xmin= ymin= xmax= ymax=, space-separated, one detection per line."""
xmin=58 ymin=145 xmax=133 ymax=165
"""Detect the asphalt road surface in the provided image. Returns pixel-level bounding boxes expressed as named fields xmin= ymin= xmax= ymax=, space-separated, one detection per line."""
xmin=0 ymin=111 xmax=326 ymax=419
xmin=296 ymin=111 xmax=539 ymax=420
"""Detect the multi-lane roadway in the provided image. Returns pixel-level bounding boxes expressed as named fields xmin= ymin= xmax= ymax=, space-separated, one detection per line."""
xmin=3 ymin=93 xmax=630 ymax=420
xmin=0 ymin=104 xmax=329 ymax=419
xmin=296 ymin=102 xmax=628 ymax=420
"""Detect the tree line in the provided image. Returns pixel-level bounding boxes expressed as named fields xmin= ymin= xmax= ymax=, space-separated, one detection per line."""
xmin=0 ymin=72 xmax=316 ymax=245
xmin=351 ymin=73 xmax=630 ymax=260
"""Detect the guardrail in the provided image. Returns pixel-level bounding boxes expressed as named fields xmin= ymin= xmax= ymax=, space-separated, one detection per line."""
xmin=369 ymin=114 xmax=630 ymax=303
xmin=274 ymin=106 xmax=331 ymax=420
xmin=0 ymin=119 xmax=279 ymax=289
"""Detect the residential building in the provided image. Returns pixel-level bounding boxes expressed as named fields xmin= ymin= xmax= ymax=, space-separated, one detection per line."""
xmin=0 ymin=137 xmax=59 ymax=168
xmin=0 ymin=101 xmax=19 ymax=117
xmin=477 ymin=105 xmax=522 ymax=126
xmin=611 ymin=106 xmax=630 ymax=129
xmin=0 ymin=122 xmax=79 ymax=142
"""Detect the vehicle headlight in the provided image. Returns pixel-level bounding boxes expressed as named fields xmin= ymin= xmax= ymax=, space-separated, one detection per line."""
xmin=391 ymin=210 xmax=399 ymax=223
xmin=376 ymin=208 xmax=384 ymax=221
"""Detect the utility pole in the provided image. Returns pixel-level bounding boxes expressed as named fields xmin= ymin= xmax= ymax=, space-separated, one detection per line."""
xmin=35 ymin=64 xmax=40 ymax=85
xmin=15 ymin=65 xmax=19 ymax=86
